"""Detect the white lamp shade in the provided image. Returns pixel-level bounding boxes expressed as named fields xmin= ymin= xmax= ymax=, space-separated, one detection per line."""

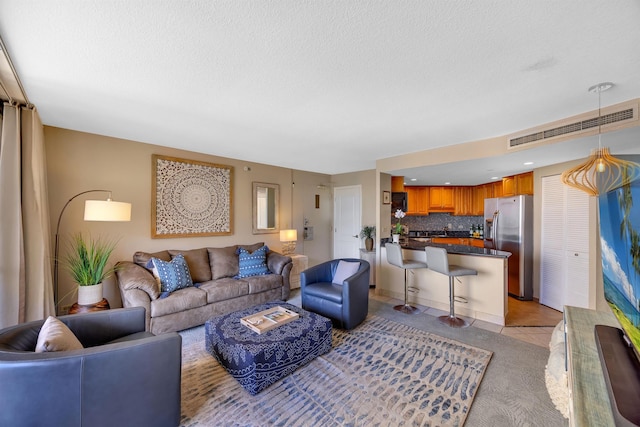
xmin=84 ymin=200 xmax=132 ymax=221
xmin=279 ymin=229 xmax=297 ymax=242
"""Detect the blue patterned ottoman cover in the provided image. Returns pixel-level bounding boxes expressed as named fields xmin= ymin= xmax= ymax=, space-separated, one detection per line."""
xmin=205 ymin=301 xmax=332 ymax=395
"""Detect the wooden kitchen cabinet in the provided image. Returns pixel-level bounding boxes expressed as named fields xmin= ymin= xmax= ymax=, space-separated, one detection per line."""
xmin=502 ymin=176 xmax=515 ymax=197
xmin=428 ymin=187 xmax=455 ymax=211
xmin=492 ymin=181 xmax=503 ymax=197
xmin=453 ymin=187 xmax=473 ymax=216
xmin=470 ymin=238 xmax=485 ymax=248
xmin=431 ymin=237 xmax=484 ymax=247
xmin=515 ymin=171 xmax=534 ymax=195
xmin=391 ymin=176 xmax=405 ymax=192
xmin=406 ymin=186 xmax=429 ymax=215
xmin=431 ymin=237 xmax=470 ymax=245
xmin=471 ymin=186 xmax=482 ymax=216
xmin=501 ymin=172 xmax=533 ymax=197
xmin=471 ymin=184 xmax=491 ymax=215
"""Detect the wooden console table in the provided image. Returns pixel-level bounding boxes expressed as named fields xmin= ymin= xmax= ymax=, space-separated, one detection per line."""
xmin=564 ymin=306 xmax=618 ymax=426
xmin=289 ymin=254 xmax=308 ymax=290
xmin=69 ymin=298 xmax=110 ymax=315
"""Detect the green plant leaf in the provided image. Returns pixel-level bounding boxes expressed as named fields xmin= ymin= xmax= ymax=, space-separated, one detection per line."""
xmin=63 ymin=233 xmax=119 ymax=286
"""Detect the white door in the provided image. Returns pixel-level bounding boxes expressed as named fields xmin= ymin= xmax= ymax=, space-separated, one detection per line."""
xmin=333 ymin=185 xmax=362 ymax=259
xmin=540 ymin=174 xmax=590 ymax=310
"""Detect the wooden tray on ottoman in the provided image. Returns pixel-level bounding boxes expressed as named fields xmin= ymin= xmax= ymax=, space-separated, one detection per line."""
xmin=240 ymin=306 xmax=300 ymax=334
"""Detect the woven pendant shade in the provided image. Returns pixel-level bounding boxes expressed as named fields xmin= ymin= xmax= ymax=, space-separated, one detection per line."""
xmin=561 ymin=147 xmax=640 ymax=196
xmin=561 ymin=82 xmax=640 ymax=196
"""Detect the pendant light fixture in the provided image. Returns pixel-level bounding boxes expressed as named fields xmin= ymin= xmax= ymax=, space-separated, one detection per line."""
xmin=561 ymin=82 xmax=640 ymax=196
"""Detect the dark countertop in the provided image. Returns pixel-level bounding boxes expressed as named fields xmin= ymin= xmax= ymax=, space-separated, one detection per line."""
xmin=382 ymin=238 xmax=511 ymax=258
xmin=407 ymin=230 xmax=473 ymax=238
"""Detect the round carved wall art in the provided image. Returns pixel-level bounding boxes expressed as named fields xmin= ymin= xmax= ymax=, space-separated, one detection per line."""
xmin=152 ymin=155 xmax=233 ymax=237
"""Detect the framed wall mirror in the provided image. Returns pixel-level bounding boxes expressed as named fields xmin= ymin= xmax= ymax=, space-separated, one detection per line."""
xmin=252 ymin=182 xmax=279 ymax=234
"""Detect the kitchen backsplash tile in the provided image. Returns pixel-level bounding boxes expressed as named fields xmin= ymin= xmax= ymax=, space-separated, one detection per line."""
xmin=394 ymin=212 xmax=483 ymax=234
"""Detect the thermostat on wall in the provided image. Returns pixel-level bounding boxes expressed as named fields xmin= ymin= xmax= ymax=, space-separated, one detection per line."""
xmin=304 ymin=226 xmax=313 ymax=240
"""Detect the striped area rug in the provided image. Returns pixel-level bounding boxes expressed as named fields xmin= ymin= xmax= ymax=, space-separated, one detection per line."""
xmin=180 ymin=316 xmax=492 ymax=426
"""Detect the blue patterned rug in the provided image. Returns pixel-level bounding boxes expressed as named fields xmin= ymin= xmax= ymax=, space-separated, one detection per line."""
xmin=180 ymin=315 xmax=492 ymax=426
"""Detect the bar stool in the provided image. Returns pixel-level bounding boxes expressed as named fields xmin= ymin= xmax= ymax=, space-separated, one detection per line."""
xmin=425 ymin=246 xmax=477 ymax=327
xmin=386 ymin=243 xmax=427 ymax=314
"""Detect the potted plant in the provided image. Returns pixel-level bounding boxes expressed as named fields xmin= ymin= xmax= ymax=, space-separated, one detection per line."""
xmin=64 ymin=233 xmax=118 ymax=305
xmin=360 ymin=225 xmax=376 ymax=251
xmin=392 ymin=209 xmax=406 ymax=243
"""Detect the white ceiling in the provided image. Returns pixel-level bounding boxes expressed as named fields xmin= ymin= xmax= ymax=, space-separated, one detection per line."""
xmin=1 ymin=1 xmax=639 ymax=183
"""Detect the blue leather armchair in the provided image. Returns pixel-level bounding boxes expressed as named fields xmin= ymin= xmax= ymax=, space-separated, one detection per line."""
xmin=301 ymin=258 xmax=370 ymax=330
xmin=0 ymin=307 xmax=182 ymax=427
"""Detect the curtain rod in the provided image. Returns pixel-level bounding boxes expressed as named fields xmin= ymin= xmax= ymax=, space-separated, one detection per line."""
xmin=0 ymin=35 xmax=32 ymax=107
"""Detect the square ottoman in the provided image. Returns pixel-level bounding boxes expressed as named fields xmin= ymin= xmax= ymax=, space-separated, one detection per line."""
xmin=205 ymin=301 xmax=332 ymax=395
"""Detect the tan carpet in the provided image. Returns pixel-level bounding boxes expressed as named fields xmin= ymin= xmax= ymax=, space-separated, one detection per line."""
xmin=180 ymin=315 xmax=492 ymax=426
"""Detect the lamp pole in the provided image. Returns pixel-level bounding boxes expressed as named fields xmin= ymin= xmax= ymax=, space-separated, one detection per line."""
xmin=53 ymin=189 xmax=111 ymax=312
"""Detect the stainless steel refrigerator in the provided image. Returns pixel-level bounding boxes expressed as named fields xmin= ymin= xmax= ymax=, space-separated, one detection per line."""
xmin=484 ymin=195 xmax=534 ymax=300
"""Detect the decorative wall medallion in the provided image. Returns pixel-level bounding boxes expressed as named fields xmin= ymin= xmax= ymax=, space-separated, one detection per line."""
xmin=152 ymin=155 xmax=233 ymax=238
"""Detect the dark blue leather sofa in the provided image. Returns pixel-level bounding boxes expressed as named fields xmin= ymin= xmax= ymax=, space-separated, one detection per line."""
xmin=0 ymin=307 xmax=181 ymax=427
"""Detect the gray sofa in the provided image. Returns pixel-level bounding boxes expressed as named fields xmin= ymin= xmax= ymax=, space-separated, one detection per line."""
xmin=115 ymin=242 xmax=293 ymax=334
xmin=0 ymin=307 xmax=181 ymax=427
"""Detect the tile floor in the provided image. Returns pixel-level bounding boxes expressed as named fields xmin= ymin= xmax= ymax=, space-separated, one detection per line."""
xmin=368 ymin=289 xmax=561 ymax=349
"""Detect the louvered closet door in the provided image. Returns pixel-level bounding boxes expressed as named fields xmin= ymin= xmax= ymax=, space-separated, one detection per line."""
xmin=541 ymin=175 xmax=565 ymax=310
xmin=564 ymin=185 xmax=590 ymax=307
xmin=540 ymin=174 xmax=590 ymax=311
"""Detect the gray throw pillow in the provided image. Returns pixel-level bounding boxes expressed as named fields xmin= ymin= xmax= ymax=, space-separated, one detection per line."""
xmin=35 ymin=316 xmax=84 ymax=353
xmin=332 ymin=261 xmax=361 ymax=285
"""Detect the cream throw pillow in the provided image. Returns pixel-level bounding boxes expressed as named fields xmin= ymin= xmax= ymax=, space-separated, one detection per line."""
xmin=35 ymin=316 xmax=84 ymax=353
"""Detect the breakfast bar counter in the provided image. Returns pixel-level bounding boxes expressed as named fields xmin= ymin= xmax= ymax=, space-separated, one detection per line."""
xmin=400 ymin=239 xmax=511 ymax=258
xmin=377 ymin=240 xmax=511 ymax=325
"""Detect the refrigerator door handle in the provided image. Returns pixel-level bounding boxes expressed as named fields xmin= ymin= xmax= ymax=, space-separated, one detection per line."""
xmin=492 ymin=211 xmax=499 ymax=247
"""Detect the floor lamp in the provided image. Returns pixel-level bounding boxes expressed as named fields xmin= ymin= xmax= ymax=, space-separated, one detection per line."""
xmin=54 ymin=190 xmax=131 ymax=312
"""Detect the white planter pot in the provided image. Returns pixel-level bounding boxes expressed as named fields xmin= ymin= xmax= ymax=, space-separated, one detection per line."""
xmin=77 ymin=283 xmax=103 ymax=305
xmin=392 ymin=234 xmax=400 ymax=243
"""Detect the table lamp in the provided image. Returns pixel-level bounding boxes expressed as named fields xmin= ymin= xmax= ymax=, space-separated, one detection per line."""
xmin=279 ymin=229 xmax=297 ymax=255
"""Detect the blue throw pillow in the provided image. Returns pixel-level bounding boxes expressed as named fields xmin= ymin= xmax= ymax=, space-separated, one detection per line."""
xmin=236 ymin=245 xmax=271 ymax=278
xmin=149 ymin=253 xmax=193 ymax=293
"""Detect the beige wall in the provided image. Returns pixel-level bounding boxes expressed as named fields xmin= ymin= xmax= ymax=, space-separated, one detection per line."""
xmin=45 ymin=127 xmax=333 ymax=310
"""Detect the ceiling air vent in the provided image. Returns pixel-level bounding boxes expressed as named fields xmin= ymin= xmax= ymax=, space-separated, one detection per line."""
xmin=509 ymin=108 xmax=634 ymax=148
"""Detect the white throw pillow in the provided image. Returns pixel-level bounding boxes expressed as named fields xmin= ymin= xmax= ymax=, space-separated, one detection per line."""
xmin=332 ymin=261 xmax=361 ymax=285
xmin=35 ymin=316 xmax=84 ymax=353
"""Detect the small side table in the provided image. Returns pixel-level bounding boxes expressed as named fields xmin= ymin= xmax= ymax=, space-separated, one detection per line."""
xmin=69 ymin=298 xmax=110 ymax=315
xmin=359 ymin=249 xmax=376 ymax=287
xmin=289 ymin=254 xmax=309 ymax=290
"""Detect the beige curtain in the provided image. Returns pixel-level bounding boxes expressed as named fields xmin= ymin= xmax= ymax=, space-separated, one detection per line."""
xmin=0 ymin=103 xmax=54 ymax=328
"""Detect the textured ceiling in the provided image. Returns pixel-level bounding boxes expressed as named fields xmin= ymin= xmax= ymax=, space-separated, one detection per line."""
xmin=1 ymin=1 xmax=639 ymax=180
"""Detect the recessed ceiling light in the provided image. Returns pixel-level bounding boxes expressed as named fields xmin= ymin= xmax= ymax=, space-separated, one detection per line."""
xmin=524 ymin=161 xmax=534 ymax=165
xmin=444 ymin=182 xmax=451 ymax=185
xmin=491 ymin=176 xmax=499 ymax=180
xmin=410 ymin=178 xmax=417 ymax=181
